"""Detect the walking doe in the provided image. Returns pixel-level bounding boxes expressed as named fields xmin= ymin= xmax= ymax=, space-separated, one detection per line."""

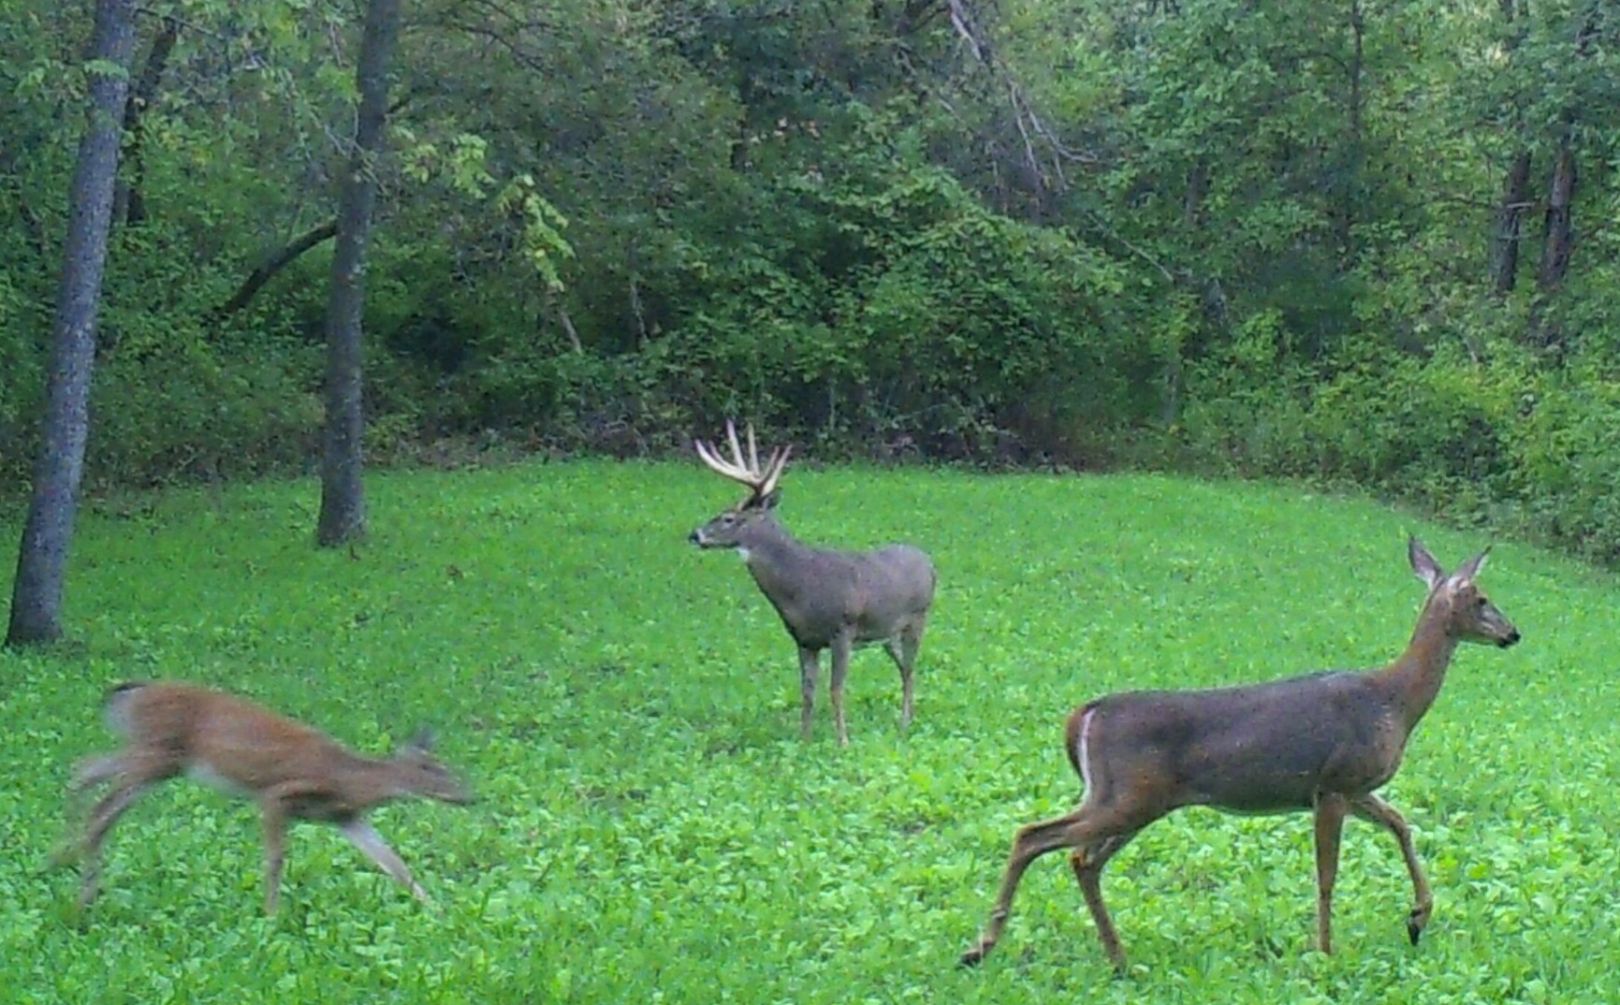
xmin=57 ymin=681 xmax=474 ymax=913
xmin=961 ymin=538 xmax=1520 ymax=971
xmin=689 ymin=420 xmax=936 ymax=745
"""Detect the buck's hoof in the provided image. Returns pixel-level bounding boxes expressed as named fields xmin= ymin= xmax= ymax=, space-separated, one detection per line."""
xmin=959 ymin=946 xmax=987 ymax=968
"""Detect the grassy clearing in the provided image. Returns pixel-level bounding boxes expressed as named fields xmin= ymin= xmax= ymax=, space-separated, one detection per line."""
xmin=1 ymin=461 xmax=1616 ymax=1004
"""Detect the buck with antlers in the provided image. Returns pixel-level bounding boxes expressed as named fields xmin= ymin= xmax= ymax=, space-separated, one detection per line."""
xmin=960 ymin=538 xmax=1520 ymax=971
xmin=689 ymin=421 xmax=937 ymax=746
xmin=56 ymin=681 xmax=474 ymax=913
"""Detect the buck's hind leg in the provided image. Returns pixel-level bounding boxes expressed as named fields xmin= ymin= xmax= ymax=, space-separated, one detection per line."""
xmin=1351 ymin=794 xmax=1433 ymax=944
xmin=884 ymin=619 xmax=925 ymax=733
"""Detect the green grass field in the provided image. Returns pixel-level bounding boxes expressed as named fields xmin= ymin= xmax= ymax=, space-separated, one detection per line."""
xmin=2 ymin=461 xmax=1615 ymax=1004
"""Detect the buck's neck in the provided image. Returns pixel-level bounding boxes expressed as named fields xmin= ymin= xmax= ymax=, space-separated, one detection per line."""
xmin=736 ymin=515 xmax=816 ymax=592
xmin=1376 ymin=593 xmax=1459 ymax=734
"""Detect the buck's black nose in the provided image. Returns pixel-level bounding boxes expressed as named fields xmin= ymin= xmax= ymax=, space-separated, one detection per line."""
xmin=688 ymin=529 xmax=701 ymax=545
xmin=1499 ymin=630 xmax=1521 ymax=648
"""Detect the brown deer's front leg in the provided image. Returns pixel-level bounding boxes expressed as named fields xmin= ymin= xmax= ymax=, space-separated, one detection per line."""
xmin=828 ymin=632 xmax=853 ymax=747
xmin=797 ymin=646 xmax=820 ymax=742
xmin=1313 ymin=793 xmax=1349 ymax=954
xmin=261 ymin=801 xmax=289 ymax=915
xmin=1351 ymin=794 xmax=1433 ymax=944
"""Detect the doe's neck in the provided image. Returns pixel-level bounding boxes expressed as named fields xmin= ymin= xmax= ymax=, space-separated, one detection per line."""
xmin=1377 ymin=594 xmax=1459 ymax=733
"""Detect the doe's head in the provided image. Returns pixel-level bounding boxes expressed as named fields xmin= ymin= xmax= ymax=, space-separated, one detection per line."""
xmin=689 ymin=420 xmax=791 ymax=551
xmin=392 ymin=728 xmax=476 ymax=805
xmin=1408 ymin=537 xmax=1521 ymax=649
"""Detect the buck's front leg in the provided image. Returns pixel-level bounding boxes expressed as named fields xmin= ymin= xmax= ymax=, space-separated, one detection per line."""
xmin=797 ymin=646 xmax=821 ymax=742
xmin=829 ymin=633 xmax=853 ymax=747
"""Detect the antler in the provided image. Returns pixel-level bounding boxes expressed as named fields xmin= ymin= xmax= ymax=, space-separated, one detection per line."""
xmin=694 ymin=420 xmax=791 ymax=499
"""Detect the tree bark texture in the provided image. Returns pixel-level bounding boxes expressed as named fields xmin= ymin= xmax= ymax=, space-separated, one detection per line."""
xmin=7 ymin=0 xmax=137 ymax=646
xmin=111 ymin=14 xmax=177 ymax=227
xmin=1488 ymin=150 xmax=1531 ymax=297
xmin=316 ymin=0 xmax=402 ymax=547
xmin=1536 ymin=132 xmax=1576 ymax=296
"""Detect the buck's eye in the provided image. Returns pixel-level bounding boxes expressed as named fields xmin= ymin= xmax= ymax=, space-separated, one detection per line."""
xmin=1475 ymin=596 xmax=1488 ymax=608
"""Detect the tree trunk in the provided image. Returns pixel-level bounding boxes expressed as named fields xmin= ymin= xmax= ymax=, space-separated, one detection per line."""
xmin=1536 ymin=132 xmax=1576 ymax=295
xmin=316 ymin=0 xmax=402 ymax=547
xmin=112 ymin=14 xmax=178 ymax=227
xmin=1335 ymin=0 xmax=1365 ymax=267
xmin=214 ymin=218 xmax=338 ymax=319
xmin=7 ymin=0 xmax=137 ymax=647
xmin=1487 ymin=150 xmax=1531 ymax=297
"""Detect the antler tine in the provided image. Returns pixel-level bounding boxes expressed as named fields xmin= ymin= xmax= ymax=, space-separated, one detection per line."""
xmin=746 ymin=423 xmax=760 ymax=478
xmin=694 ymin=436 xmax=758 ymax=486
xmin=724 ymin=419 xmax=756 ymax=477
xmin=758 ymin=444 xmax=793 ymax=498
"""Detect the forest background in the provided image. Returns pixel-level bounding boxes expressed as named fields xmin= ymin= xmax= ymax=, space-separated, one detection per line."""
xmin=3 ymin=0 xmax=1617 ymax=560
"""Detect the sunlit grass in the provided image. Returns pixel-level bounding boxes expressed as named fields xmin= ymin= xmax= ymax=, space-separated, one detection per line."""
xmin=1 ymin=460 xmax=1614 ymax=1003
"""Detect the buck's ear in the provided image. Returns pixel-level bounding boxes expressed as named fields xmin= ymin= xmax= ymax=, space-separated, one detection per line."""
xmin=1451 ymin=546 xmax=1490 ymax=584
xmin=758 ymin=488 xmax=782 ymax=511
xmin=1408 ymin=536 xmax=1444 ymax=590
xmin=403 ymin=726 xmax=437 ymax=753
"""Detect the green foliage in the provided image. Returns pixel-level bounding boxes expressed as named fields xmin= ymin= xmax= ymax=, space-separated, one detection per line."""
xmin=1 ymin=464 xmax=1614 ymax=1001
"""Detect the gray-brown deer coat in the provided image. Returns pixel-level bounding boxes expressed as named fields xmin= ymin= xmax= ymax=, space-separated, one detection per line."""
xmin=690 ymin=422 xmax=936 ymax=745
xmin=961 ymin=538 xmax=1519 ymax=972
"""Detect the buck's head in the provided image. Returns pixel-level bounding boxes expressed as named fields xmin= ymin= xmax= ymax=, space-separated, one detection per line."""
xmin=1408 ymin=537 xmax=1521 ymax=648
xmin=688 ymin=420 xmax=791 ymax=552
xmin=391 ymin=728 xmax=475 ymax=805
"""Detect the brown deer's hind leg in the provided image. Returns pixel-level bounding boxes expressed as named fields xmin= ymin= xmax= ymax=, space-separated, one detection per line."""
xmin=797 ymin=646 xmax=820 ymax=742
xmin=1350 ymin=794 xmax=1433 ymax=944
xmin=828 ymin=632 xmax=853 ymax=747
xmin=1313 ymin=793 xmax=1349 ymax=954
xmin=77 ymin=781 xmax=157 ymax=907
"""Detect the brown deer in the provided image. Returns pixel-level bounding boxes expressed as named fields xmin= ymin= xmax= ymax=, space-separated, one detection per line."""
xmin=689 ymin=420 xmax=937 ymax=745
xmin=961 ymin=538 xmax=1520 ymax=971
xmin=56 ymin=681 xmax=474 ymax=913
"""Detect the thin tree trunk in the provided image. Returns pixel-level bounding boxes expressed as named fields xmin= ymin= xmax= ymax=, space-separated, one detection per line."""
xmin=214 ymin=218 xmax=338 ymax=318
xmin=316 ymin=0 xmax=402 ymax=547
xmin=1536 ymin=130 xmax=1576 ymax=295
xmin=1488 ymin=150 xmax=1531 ymax=297
xmin=112 ymin=14 xmax=178 ymax=227
xmin=1336 ymin=0 xmax=1365 ymax=266
xmin=7 ymin=0 xmax=137 ymax=647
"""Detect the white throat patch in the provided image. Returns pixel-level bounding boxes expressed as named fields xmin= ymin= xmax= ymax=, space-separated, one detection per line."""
xmin=737 ymin=547 xmax=752 ymax=563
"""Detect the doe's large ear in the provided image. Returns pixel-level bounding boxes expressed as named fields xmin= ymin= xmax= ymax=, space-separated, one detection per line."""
xmin=1450 ymin=546 xmax=1491 ymax=584
xmin=1408 ymin=536 xmax=1444 ymax=590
